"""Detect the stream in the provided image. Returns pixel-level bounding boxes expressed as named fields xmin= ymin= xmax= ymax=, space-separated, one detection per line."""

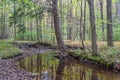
xmin=17 ymin=53 xmax=120 ymax=80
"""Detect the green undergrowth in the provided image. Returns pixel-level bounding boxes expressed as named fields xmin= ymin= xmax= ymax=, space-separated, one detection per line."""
xmin=67 ymin=47 xmax=120 ymax=68
xmin=0 ymin=41 xmax=22 ymax=59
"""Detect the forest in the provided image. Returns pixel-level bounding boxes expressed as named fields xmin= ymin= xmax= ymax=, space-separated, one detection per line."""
xmin=0 ymin=0 xmax=120 ymax=80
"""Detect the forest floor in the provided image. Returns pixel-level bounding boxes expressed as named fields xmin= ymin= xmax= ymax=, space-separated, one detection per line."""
xmin=0 ymin=41 xmax=120 ymax=80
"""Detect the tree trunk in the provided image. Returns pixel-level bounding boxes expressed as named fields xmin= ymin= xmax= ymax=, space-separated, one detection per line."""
xmin=107 ymin=0 xmax=114 ymax=47
xmin=100 ymin=0 xmax=105 ymax=41
xmin=87 ymin=0 xmax=98 ymax=56
xmin=1 ymin=0 xmax=4 ymax=40
xmin=30 ymin=20 xmax=33 ymax=40
xmin=14 ymin=0 xmax=16 ymax=40
xmin=83 ymin=0 xmax=87 ymax=41
xmin=34 ymin=3 xmax=39 ymax=41
xmin=67 ymin=0 xmax=72 ymax=40
xmin=80 ymin=0 xmax=85 ymax=49
xmin=59 ymin=0 xmax=64 ymax=39
xmin=52 ymin=0 xmax=66 ymax=52
xmin=116 ymin=0 xmax=120 ymax=19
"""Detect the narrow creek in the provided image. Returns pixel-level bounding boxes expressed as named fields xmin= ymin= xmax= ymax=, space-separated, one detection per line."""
xmin=17 ymin=53 xmax=120 ymax=80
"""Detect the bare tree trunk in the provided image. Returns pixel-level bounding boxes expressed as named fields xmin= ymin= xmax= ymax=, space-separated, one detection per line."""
xmin=87 ymin=0 xmax=98 ymax=56
xmin=39 ymin=1 xmax=43 ymax=41
xmin=107 ymin=0 xmax=114 ymax=47
xmin=14 ymin=0 xmax=16 ymax=40
xmin=51 ymin=13 xmax=55 ymax=43
xmin=30 ymin=20 xmax=33 ymax=40
xmin=52 ymin=0 xmax=66 ymax=52
xmin=1 ymin=0 xmax=4 ymax=40
xmin=83 ymin=0 xmax=87 ymax=41
xmin=80 ymin=0 xmax=85 ymax=49
xmin=116 ymin=0 xmax=120 ymax=19
xmin=34 ymin=3 xmax=39 ymax=41
xmin=1 ymin=0 xmax=7 ymax=40
xmin=100 ymin=0 xmax=105 ymax=41
xmin=59 ymin=0 xmax=64 ymax=39
xmin=67 ymin=0 xmax=72 ymax=40
xmin=39 ymin=18 xmax=43 ymax=41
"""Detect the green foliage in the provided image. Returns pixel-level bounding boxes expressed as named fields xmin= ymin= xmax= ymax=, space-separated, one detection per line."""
xmin=113 ymin=21 xmax=120 ymax=41
xmin=67 ymin=48 xmax=120 ymax=67
xmin=99 ymin=47 xmax=120 ymax=63
xmin=0 ymin=42 xmax=22 ymax=59
xmin=16 ymin=30 xmax=37 ymax=40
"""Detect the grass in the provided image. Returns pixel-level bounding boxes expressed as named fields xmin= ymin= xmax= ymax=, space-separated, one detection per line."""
xmin=0 ymin=41 xmax=22 ymax=59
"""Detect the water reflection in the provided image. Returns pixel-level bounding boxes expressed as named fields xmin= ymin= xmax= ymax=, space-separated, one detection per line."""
xmin=17 ymin=53 xmax=120 ymax=80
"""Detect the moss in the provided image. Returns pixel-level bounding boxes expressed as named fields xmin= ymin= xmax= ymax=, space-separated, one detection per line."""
xmin=0 ymin=42 xmax=23 ymax=59
xmin=87 ymin=56 xmax=101 ymax=62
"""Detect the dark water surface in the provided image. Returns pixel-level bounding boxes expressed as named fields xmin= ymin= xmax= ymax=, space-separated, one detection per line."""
xmin=17 ymin=53 xmax=120 ymax=80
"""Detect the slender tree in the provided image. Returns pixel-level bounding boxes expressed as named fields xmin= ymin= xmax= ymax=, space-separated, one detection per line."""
xmin=79 ymin=0 xmax=85 ymax=49
xmin=87 ymin=0 xmax=98 ymax=56
xmin=107 ymin=0 xmax=114 ymax=47
xmin=52 ymin=0 xmax=66 ymax=52
xmin=67 ymin=0 xmax=73 ymax=40
xmin=14 ymin=0 xmax=16 ymax=40
xmin=83 ymin=0 xmax=87 ymax=41
xmin=34 ymin=2 xmax=39 ymax=41
xmin=100 ymin=0 xmax=105 ymax=41
xmin=116 ymin=0 xmax=120 ymax=19
xmin=1 ymin=0 xmax=4 ymax=40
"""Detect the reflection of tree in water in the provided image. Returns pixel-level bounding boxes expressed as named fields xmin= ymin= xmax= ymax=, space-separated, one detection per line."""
xmin=55 ymin=58 xmax=87 ymax=80
xmin=56 ymin=59 xmax=66 ymax=80
xmin=18 ymin=54 xmax=120 ymax=80
xmin=36 ymin=54 xmax=42 ymax=79
xmin=92 ymin=70 xmax=98 ymax=80
xmin=80 ymin=69 xmax=86 ymax=80
xmin=55 ymin=58 xmax=99 ymax=80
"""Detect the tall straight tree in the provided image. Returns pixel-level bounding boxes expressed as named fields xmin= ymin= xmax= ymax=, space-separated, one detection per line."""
xmin=79 ymin=0 xmax=85 ymax=49
xmin=67 ymin=0 xmax=73 ymax=40
xmin=52 ymin=0 xmax=66 ymax=52
xmin=87 ymin=0 xmax=98 ymax=56
xmin=107 ymin=0 xmax=114 ymax=47
xmin=116 ymin=0 xmax=120 ymax=19
xmin=14 ymin=0 xmax=16 ymax=40
xmin=100 ymin=0 xmax=105 ymax=41
xmin=83 ymin=0 xmax=87 ymax=41
xmin=1 ymin=0 xmax=4 ymax=40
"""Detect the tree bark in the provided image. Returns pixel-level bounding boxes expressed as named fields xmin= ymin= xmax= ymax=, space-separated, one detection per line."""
xmin=87 ymin=0 xmax=98 ymax=56
xmin=34 ymin=3 xmax=39 ymax=41
xmin=80 ymin=0 xmax=85 ymax=49
xmin=14 ymin=0 xmax=16 ymax=40
xmin=116 ymin=0 xmax=120 ymax=19
xmin=100 ymin=0 xmax=105 ymax=41
xmin=52 ymin=0 xmax=66 ymax=52
xmin=83 ymin=0 xmax=86 ymax=41
xmin=107 ymin=0 xmax=114 ymax=47
xmin=1 ymin=0 xmax=4 ymax=40
xmin=67 ymin=0 xmax=72 ymax=40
